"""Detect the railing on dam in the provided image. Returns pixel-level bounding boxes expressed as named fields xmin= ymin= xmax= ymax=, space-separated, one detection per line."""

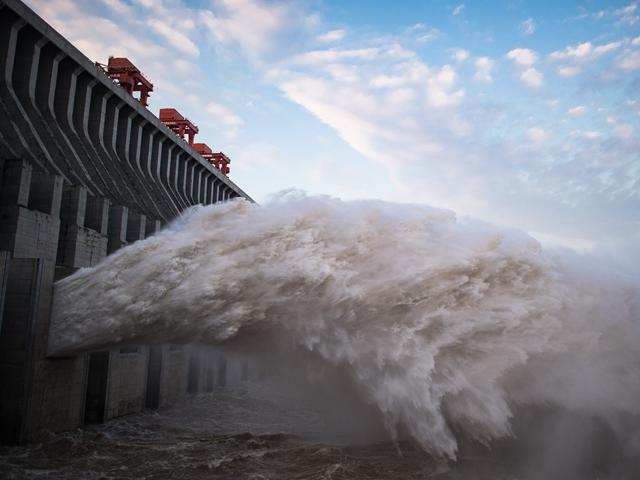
xmin=0 ymin=0 xmax=252 ymax=223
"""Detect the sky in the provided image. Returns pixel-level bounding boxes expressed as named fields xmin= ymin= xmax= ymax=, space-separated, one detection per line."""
xmin=27 ymin=0 xmax=640 ymax=266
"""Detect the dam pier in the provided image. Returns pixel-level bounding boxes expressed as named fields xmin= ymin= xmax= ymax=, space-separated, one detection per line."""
xmin=0 ymin=0 xmax=253 ymax=445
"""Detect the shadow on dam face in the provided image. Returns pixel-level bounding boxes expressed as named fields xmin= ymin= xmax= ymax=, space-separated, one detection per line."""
xmin=187 ymin=350 xmax=200 ymax=394
xmin=84 ymin=351 xmax=109 ymax=424
xmin=145 ymin=346 xmax=162 ymax=410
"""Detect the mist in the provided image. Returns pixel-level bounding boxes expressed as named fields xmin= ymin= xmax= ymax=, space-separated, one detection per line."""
xmin=48 ymin=192 xmax=640 ymax=472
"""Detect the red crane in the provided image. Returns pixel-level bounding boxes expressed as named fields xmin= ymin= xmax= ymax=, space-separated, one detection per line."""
xmin=193 ymin=143 xmax=231 ymax=175
xmin=96 ymin=57 xmax=153 ymax=107
xmin=159 ymin=108 xmax=199 ymax=145
xmin=96 ymin=57 xmax=235 ymax=173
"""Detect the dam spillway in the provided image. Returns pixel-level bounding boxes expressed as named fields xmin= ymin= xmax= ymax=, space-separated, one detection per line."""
xmin=0 ymin=0 xmax=252 ymax=444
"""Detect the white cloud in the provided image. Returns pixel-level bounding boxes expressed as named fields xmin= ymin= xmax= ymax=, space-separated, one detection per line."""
xmin=506 ymin=48 xmax=538 ymax=67
xmin=316 ymin=29 xmax=346 ymax=42
xmin=614 ymin=123 xmax=634 ymax=139
xmin=409 ymin=23 xmax=440 ymax=44
xmin=292 ymin=47 xmax=382 ymax=65
xmin=271 ymin=42 xmax=471 ymax=178
xmin=204 ymin=101 xmax=243 ymax=140
xmin=617 ymin=51 xmax=640 ymax=70
xmin=595 ymin=41 xmax=623 ymax=55
xmin=567 ymin=106 xmax=588 ymax=116
xmin=200 ymin=0 xmax=293 ymax=58
xmin=632 ymin=36 xmax=640 ymax=46
xmin=148 ymin=18 xmax=199 ymax=57
xmin=24 ymin=0 xmax=197 ymax=92
xmin=550 ymin=42 xmax=591 ymax=60
xmin=520 ymin=18 xmax=536 ymax=35
xmin=205 ymin=102 xmax=243 ymax=126
xmin=576 ymin=3 xmax=639 ymax=26
xmin=528 ymin=127 xmax=549 ymax=143
xmin=101 ymin=0 xmax=131 ymax=15
xmin=550 ymin=41 xmax=622 ymax=61
xmin=134 ymin=0 xmax=158 ymax=9
xmin=426 ymin=65 xmax=465 ymax=108
xmin=557 ymin=65 xmax=582 ymax=77
xmin=583 ymin=131 xmax=602 ymax=140
xmin=325 ymin=63 xmax=361 ymax=83
xmin=452 ymin=4 xmax=465 ymax=16
xmin=520 ymin=67 xmax=543 ymax=88
xmin=291 ymin=44 xmax=415 ymax=68
xmin=473 ymin=56 xmax=493 ymax=83
xmin=549 ymin=41 xmax=624 ymax=78
xmin=571 ymin=130 xmax=602 ymax=140
xmin=614 ymin=2 xmax=639 ymax=26
xmin=278 ymin=75 xmax=406 ymax=165
xmin=450 ymin=48 xmax=470 ymax=62
xmin=505 ymin=49 xmax=543 ymax=88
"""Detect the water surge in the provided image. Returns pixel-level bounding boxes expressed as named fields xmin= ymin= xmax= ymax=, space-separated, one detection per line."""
xmin=48 ymin=192 xmax=640 ymax=459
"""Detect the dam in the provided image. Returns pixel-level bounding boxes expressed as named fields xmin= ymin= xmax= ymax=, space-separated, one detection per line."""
xmin=1 ymin=2 xmax=640 ymax=477
xmin=0 ymin=0 xmax=252 ymax=444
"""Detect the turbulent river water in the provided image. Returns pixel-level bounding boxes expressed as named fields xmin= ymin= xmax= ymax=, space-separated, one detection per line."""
xmin=20 ymin=192 xmax=640 ymax=478
xmin=0 ymin=385 xmax=514 ymax=480
xmin=0 ymin=382 xmax=637 ymax=479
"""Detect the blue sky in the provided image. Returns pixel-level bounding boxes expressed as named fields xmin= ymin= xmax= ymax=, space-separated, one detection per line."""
xmin=28 ymin=0 xmax=639 ymax=265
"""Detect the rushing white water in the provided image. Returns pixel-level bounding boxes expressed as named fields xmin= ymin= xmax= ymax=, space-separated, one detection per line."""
xmin=49 ymin=192 xmax=640 ymax=459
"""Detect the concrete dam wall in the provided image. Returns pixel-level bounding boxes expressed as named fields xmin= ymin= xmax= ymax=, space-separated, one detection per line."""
xmin=0 ymin=0 xmax=252 ymax=444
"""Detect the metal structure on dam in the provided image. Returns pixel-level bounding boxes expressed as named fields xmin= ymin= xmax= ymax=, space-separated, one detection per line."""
xmin=0 ymin=0 xmax=253 ymax=444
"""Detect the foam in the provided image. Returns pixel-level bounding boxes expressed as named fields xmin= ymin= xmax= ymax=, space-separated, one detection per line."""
xmin=49 ymin=192 xmax=640 ymax=458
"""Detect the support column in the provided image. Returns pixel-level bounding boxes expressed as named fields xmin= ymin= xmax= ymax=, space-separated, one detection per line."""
xmin=0 ymin=257 xmax=46 ymax=444
xmin=59 ymin=184 xmax=86 ymax=227
xmin=57 ymin=186 xmax=108 ymax=268
xmin=0 ymin=251 xmax=10 ymax=334
xmin=107 ymin=205 xmax=128 ymax=254
xmin=126 ymin=212 xmax=146 ymax=243
xmin=28 ymin=170 xmax=63 ymax=218
xmin=0 ymin=159 xmax=31 ymax=208
xmin=145 ymin=219 xmax=161 ymax=238
xmin=0 ymin=161 xmax=62 ymax=262
xmin=85 ymin=195 xmax=109 ymax=235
